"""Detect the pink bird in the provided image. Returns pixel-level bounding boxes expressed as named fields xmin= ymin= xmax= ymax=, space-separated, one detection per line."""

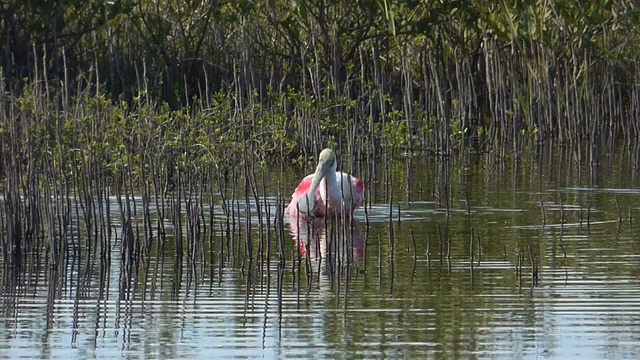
xmin=286 ymin=148 xmax=364 ymax=219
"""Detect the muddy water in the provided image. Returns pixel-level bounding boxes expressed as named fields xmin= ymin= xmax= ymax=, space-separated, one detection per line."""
xmin=3 ymin=152 xmax=640 ymax=358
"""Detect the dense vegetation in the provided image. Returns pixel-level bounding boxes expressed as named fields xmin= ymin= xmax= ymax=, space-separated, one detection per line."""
xmin=3 ymin=0 xmax=640 ymax=163
xmin=0 ymin=0 xmax=639 ymax=288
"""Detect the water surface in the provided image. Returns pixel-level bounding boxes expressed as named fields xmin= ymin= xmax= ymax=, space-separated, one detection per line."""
xmin=3 ymin=153 xmax=640 ymax=358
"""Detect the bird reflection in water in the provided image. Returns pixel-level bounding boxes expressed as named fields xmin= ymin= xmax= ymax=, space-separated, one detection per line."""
xmin=287 ymin=212 xmax=364 ymax=267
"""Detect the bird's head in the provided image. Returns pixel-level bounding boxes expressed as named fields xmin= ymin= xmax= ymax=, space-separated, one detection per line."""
xmin=318 ymin=148 xmax=337 ymax=172
xmin=297 ymin=148 xmax=337 ymax=213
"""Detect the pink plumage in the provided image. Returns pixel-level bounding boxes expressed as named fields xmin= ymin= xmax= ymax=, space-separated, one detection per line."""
xmin=286 ymin=149 xmax=364 ymax=219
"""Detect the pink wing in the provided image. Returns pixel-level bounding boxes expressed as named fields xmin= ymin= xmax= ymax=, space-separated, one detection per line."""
xmin=351 ymin=176 xmax=364 ymax=210
xmin=286 ymin=175 xmax=325 ymax=219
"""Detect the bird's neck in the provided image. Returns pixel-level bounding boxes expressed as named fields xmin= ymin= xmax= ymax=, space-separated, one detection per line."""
xmin=320 ymin=169 xmax=341 ymax=201
xmin=324 ymin=169 xmax=337 ymax=186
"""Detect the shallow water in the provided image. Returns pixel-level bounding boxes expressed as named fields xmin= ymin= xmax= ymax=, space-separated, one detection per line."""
xmin=3 ymin=153 xmax=640 ymax=358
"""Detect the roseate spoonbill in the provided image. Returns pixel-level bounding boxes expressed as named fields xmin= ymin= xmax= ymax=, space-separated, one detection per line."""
xmin=286 ymin=148 xmax=364 ymax=218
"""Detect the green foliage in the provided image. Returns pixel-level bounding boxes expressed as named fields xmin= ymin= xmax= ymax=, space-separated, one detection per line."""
xmin=383 ymin=108 xmax=407 ymax=147
xmin=1 ymin=0 xmax=639 ymax=174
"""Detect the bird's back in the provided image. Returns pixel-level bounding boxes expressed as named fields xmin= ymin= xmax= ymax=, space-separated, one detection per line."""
xmin=334 ymin=171 xmax=364 ymax=211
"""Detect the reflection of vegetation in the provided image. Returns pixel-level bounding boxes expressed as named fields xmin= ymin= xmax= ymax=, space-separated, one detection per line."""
xmin=309 ymin=151 xmax=640 ymax=358
xmin=1 ymin=0 xmax=640 ymax=161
